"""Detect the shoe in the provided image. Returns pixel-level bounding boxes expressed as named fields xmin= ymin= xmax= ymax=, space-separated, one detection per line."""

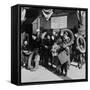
xmin=64 ymin=72 xmax=67 ymax=76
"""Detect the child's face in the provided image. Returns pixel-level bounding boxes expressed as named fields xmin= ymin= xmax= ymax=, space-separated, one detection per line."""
xmin=47 ymin=35 xmax=50 ymax=39
xmin=24 ymin=41 xmax=28 ymax=45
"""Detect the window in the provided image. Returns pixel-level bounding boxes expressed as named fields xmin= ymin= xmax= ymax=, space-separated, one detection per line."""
xmin=32 ymin=17 xmax=40 ymax=34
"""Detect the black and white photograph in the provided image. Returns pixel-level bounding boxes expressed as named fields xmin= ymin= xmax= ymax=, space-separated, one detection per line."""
xmin=0 ymin=0 xmax=90 ymax=89
xmin=20 ymin=5 xmax=88 ymax=84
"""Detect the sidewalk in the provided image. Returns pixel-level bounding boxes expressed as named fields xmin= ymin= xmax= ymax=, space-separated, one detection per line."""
xmin=21 ymin=63 xmax=86 ymax=83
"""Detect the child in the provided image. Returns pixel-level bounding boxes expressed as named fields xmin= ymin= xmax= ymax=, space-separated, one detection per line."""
xmin=58 ymin=47 xmax=70 ymax=76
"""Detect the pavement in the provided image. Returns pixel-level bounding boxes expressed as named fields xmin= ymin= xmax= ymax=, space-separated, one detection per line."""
xmin=21 ymin=63 xmax=86 ymax=83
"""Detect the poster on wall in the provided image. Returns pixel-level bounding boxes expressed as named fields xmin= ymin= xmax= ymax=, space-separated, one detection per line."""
xmin=51 ymin=16 xmax=67 ymax=29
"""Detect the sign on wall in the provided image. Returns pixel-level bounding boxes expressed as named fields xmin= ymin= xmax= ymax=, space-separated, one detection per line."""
xmin=51 ymin=16 xmax=67 ymax=29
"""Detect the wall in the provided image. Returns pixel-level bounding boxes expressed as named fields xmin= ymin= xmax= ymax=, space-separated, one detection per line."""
xmin=39 ymin=12 xmax=78 ymax=30
xmin=40 ymin=17 xmax=51 ymax=30
xmin=67 ymin=13 xmax=78 ymax=29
